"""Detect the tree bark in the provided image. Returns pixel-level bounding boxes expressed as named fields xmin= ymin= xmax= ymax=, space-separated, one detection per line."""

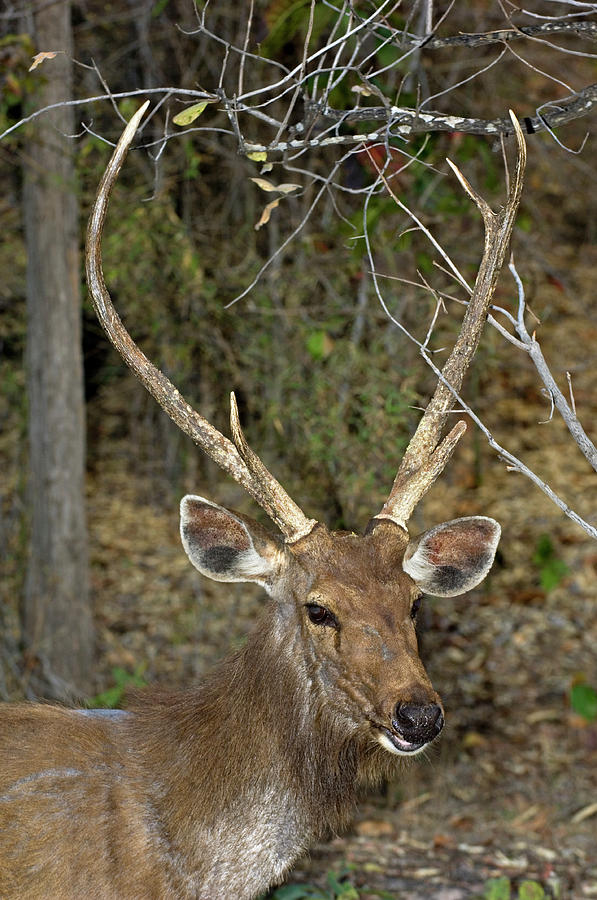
xmin=23 ymin=0 xmax=92 ymax=696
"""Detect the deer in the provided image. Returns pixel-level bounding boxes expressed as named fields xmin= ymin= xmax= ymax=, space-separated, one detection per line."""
xmin=0 ymin=103 xmax=525 ymax=900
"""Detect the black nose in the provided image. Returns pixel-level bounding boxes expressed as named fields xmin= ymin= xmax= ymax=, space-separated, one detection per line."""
xmin=392 ymin=702 xmax=444 ymax=744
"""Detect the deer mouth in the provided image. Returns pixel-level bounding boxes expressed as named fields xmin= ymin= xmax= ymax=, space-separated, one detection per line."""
xmin=377 ymin=726 xmax=428 ymax=755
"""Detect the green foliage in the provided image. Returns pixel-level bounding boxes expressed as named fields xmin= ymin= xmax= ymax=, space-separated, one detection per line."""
xmin=373 ymin=30 xmax=403 ymax=72
xmin=482 ymin=877 xmax=511 ymax=900
xmin=532 ymin=535 xmax=568 ymax=592
xmin=261 ymin=2 xmax=340 ymax=59
xmin=306 ymin=330 xmax=333 ymax=361
xmin=516 ymin=212 xmax=533 ymax=233
xmin=450 ymin=136 xmax=500 ymax=194
xmin=570 ymin=682 xmax=597 ymax=722
xmin=480 ymin=878 xmax=547 ymax=900
xmin=0 ymin=33 xmax=36 ymax=135
xmin=518 ymin=882 xmax=546 ymax=900
xmin=182 ymin=138 xmax=202 ymax=180
xmin=151 ymin=0 xmax=171 ymax=17
xmin=88 ymin=664 xmax=147 ymax=709
xmin=92 ymin=193 xmax=204 ymax=380
xmin=285 ymin=317 xmax=415 ymax=525
xmin=263 ymin=867 xmax=394 ymax=899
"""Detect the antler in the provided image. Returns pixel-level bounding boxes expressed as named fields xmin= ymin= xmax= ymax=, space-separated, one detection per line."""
xmin=375 ymin=111 xmax=527 ymax=530
xmin=86 ymin=102 xmax=316 ymax=542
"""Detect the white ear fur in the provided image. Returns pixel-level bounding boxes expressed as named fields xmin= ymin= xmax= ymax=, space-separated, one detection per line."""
xmin=403 ymin=516 xmax=501 ymax=597
xmin=180 ymin=495 xmax=280 ymax=587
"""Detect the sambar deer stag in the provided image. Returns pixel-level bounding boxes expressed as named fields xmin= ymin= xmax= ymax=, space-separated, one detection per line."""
xmin=0 ymin=103 xmax=526 ymax=899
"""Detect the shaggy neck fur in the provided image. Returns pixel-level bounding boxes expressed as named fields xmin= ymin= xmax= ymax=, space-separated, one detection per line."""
xmin=126 ymin=607 xmax=400 ymax=898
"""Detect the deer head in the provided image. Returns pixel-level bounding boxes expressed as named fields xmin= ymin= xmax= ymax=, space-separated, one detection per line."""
xmin=179 ymin=497 xmax=499 ymax=754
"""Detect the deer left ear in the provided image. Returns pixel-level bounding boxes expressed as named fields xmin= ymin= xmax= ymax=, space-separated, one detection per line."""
xmin=402 ymin=516 xmax=501 ymax=597
xmin=180 ymin=495 xmax=282 ymax=587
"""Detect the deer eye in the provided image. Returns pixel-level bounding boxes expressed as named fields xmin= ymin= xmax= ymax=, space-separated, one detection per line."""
xmin=410 ymin=596 xmax=422 ymax=620
xmin=305 ymin=603 xmax=338 ymax=629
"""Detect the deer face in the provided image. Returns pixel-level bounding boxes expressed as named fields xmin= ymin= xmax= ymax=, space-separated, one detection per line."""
xmin=288 ymin=522 xmax=442 ymax=755
xmin=180 ymin=497 xmax=500 ymax=756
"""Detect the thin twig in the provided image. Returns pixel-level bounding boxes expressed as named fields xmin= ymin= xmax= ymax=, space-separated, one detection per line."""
xmin=508 ymin=259 xmax=597 ymax=472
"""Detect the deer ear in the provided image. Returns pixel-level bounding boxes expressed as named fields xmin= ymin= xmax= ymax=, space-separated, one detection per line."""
xmin=402 ymin=516 xmax=501 ymax=597
xmin=180 ymin=495 xmax=282 ymax=587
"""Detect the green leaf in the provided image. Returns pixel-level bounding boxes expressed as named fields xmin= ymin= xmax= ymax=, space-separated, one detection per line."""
xmin=518 ymin=881 xmax=545 ymax=900
xmin=483 ymin=876 xmax=511 ymax=900
xmin=173 ymin=101 xmax=209 ymax=126
xmin=151 ymin=0 xmax=170 ymax=16
xmin=532 ymin=534 xmax=568 ymax=592
xmin=87 ymin=664 xmax=147 ymax=708
xmin=571 ymin=683 xmax=597 ymax=722
xmin=326 ymin=870 xmax=359 ymax=898
xmin=266 ymin=885 xmax=328 ymax=900
xmin=267 ymin=886 xmax=313 ymax=899
xmin=306 ymin=330 xmax=333 ymax=361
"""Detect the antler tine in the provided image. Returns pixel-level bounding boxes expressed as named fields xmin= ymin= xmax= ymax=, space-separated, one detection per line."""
xmin=375 ymin=111 xmax=527 ymax=530
xmin=86 ymin=102 xmax=315 ymax=542
xmin=229 ymin=393 xmax=317 ymax=540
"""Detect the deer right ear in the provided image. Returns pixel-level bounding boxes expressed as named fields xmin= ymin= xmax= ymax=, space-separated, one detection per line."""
xmin=402 ymin=516 xmax=501 ymax=597
xmin=180 ymin=496 xmax=282 ymax=587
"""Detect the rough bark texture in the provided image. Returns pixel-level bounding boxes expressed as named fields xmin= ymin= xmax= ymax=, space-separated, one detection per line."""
xmin=23 ymin=0 xmax=92 ymax=695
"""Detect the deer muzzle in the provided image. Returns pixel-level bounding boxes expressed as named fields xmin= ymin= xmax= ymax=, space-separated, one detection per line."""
xmin=378 ymin=701 xmax=444 ymax=755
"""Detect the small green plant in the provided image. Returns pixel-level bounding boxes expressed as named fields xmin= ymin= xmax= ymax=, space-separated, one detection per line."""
xmin=483 ymin=876 xmax=511 ymax=900
xmin=518 ymin=882 xmax=546 ymax=900
xmin=480 ymin=877 xmax=547 ymax=900
xmin=87 ymin=663 xmax=147 ymax=709
xmin=264 ymin=869 xmax=395 ymax=899
xmin=570 ymin=681 xmax=597 ymax=722
xmin=265 ymin=873 xmax=355 ymax=899
xmin=532 ymin=534 xmax=568 ymax=592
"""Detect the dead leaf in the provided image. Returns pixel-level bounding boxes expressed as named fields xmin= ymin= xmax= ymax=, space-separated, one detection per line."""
xmin=254 ymin=198 xmax=280 ymax=230
xmin=462 ymin=730 xmax=487 ymax=749
xmin=250 ymin=177 xmax=300 ymax=194
xmin=29 ymin=51 xmax=61 ymax=71
xmin=571 ymin=801 xmax=597 ymax=823
xmin=432 ymin=833 xmax=455 ymax=849
xmin=251 ymin=177 xmax=278 ymax=192
xmin=355 ymin=819 xmax=395 ymax=838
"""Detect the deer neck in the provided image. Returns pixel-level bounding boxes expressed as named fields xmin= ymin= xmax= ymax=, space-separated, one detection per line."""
xmin=128 ymin=608 xmax=394 ymax=893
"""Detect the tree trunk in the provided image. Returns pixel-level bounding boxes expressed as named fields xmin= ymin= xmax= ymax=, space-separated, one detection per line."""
xmin=23 ymin=0 xmax=92 ymax=697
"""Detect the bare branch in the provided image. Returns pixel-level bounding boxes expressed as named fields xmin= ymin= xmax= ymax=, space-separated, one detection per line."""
xmin=303 ymin=81 xmax=597 ymax=144
xmin=404 ymin=19 xmax=597 ymax=50
xmin=508 ymin=259 xmax=597 ymax=473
